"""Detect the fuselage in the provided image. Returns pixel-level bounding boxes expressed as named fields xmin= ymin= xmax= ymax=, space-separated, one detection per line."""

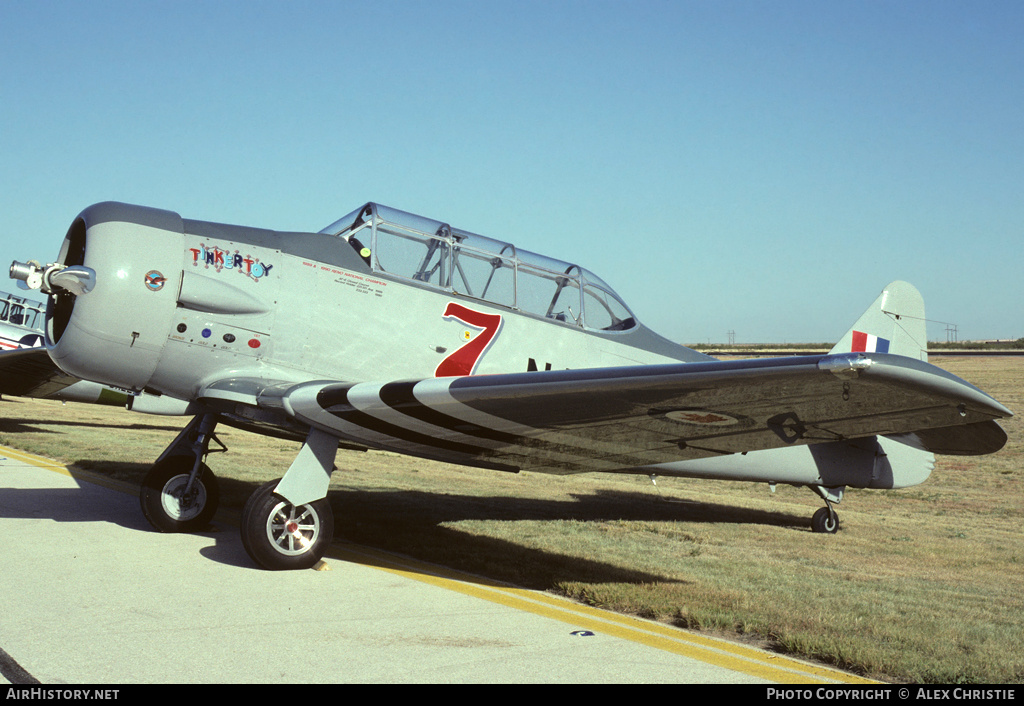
xmin=44 ymin=202 xmax=708 ymax=404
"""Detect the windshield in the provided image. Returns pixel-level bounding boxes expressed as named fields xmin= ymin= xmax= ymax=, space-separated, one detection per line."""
xmin=320 ymin=203 xmax=636 ymax=332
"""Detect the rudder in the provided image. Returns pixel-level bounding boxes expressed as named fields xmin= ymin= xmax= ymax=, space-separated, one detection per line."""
xmin=830 ymin=281 xmax=928 ymax=361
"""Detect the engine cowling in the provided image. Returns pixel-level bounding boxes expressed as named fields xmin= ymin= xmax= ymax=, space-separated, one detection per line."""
xmin=45 ymin=202 xmax=184 ymax=391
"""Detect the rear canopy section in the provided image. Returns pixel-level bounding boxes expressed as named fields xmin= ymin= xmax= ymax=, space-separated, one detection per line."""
xmin=320 ymin=203 xmax=637 ymax=332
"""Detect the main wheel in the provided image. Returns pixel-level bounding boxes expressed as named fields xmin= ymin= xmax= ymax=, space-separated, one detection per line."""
xmin=811 ymin=506 xmax=839 ymax=534
xmin=241 ymin=480 xmax=334 ymax=570
xmin=140 ymin=456 xmax=220 ymax=533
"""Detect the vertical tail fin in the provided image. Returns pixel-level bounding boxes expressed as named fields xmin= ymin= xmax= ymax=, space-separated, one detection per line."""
xmin=829 ymin=281 xmax=928 ymax=361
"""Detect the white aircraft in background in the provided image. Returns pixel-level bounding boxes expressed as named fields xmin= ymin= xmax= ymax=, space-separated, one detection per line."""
xmin=0 ymin=287 xmax=187 ymax=413
xmin=10 ymin=201 xmax=1011 ymax=570
xmin=0 ymin=290 xmax=45 ymax=349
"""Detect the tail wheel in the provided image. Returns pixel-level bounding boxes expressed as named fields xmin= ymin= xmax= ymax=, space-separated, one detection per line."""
xmin=811 ymin=506 xmax=840 ymax=534
xmin=241 ymin=480 xmax=334 ymax=570
xmin=140 ymin=456 xmax=220 ymax=533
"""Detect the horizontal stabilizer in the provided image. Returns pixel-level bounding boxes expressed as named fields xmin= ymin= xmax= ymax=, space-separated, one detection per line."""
xmin=892 ymin=420 xmax=1008 ymax=456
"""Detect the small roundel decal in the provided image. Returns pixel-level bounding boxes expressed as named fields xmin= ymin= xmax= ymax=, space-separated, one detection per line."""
xmin=144 ymin=270 xmax=167 ymax=291
xmin=664 ymin=410 xmax=740 ymax=427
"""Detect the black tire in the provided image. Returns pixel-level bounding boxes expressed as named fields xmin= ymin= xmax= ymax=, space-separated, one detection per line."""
xmin=140 ymin=456 xmax=220 ymax=533
xmin=241 ymin=480 xmax=334 ymax=570
xmin=811 ymin=506 xmax=839 ymax=534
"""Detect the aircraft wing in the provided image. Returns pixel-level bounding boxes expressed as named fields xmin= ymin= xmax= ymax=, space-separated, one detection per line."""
xmin=201 ymin=353 xmax=1012 ymax=475
xmin=0 ymin=346 xmax=79 ymax=398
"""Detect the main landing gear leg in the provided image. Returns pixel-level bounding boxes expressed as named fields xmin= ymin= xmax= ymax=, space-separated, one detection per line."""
xmin=809 ymin=485 xmax=844 ymax=534
xmin=140 ymin=413 xmax=225 ymax=533
xmin=241 ymin=427 xmax=338 ymax=570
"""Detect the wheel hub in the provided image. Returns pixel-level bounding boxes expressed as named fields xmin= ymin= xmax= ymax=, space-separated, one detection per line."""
xmin=267 ymin=501 xmax=320 ymax=556
xmin=161 ymin=474 xmax=207 ymax=521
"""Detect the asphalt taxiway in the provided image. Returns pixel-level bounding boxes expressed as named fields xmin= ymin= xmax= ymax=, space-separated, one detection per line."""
xmin=0 ymin=446 xmax=872 ymax=684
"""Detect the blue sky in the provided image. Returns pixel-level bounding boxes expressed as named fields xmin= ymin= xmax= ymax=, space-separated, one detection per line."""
xmin=2 ymin=0 xmax=1021 ymax=343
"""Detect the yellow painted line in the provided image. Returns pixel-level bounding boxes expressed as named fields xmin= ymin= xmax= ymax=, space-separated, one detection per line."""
xmin=0 ymin=445 xmax=137 ymax=494
xmin=0 ymin=445 xmax=74 ymax=475
xmin=3 ymin=444 xmax=875 ymax=684
xmin=328 ymin=542 xmax=875 ymax=684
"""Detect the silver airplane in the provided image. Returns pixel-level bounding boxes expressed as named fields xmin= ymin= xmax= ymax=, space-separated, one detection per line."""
xmin=10 ymin=201 xmax=1012 ymax=570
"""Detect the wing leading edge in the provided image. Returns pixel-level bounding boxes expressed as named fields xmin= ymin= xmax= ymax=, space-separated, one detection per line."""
xmin=0 ymin=346 xmax=79 ymax=398
xmin=209 ymin=353 xmax=1010 ymax=475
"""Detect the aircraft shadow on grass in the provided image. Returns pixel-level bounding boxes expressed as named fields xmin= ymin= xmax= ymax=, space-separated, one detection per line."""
xmin=0 ymin=415 xmax=184 ymax=436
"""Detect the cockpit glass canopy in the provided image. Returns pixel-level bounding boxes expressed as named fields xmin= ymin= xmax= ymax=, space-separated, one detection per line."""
xmin=320 ymin=203 xmax=637 ymax=332
xmin=0 ymin=294 xmax=43 ymax=330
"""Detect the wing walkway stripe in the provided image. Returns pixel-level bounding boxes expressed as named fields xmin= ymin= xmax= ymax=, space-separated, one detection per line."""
xmin=319 ymin=385 xmax=493 ymax=457
xmin=3 ymin=445 xmax=873 ymax=685
xmin=375 ymin=380 xmax=711 ymax=472
xmin=320 ymin=383 xmax=616 ymax=472
xmin=0 ymin=646 xmax=39 ymax=685
xmin=380 ymin=380 xmax=620 ymax=469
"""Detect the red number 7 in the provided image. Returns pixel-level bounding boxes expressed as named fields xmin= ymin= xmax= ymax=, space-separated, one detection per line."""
xmin=434 ymin=302 xmax=504 ymax=377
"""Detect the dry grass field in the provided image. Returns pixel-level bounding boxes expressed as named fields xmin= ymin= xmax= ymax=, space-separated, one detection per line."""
xmin=1 ymin=356 xmax=1020 ymax=683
